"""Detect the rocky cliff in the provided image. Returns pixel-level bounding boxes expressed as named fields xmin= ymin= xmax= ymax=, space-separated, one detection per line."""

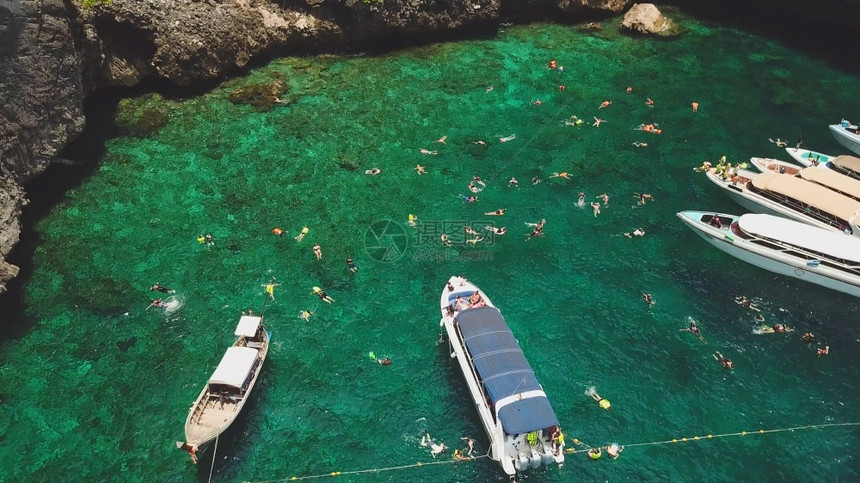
xmin=1 ymin=0 xmax=859 ymax=294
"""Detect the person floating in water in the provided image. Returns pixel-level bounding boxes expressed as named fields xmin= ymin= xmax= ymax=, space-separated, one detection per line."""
xmin=802 ymin=332 xmax=815 ymax=343
xmin=549 ymin=172 xmax=572 ymax=179
xmin=150 ymin=299 xmax=166 ymax=309
xmin=624 ymin=228 xmax=645 ymax=238
xmin=499 ymin=134 xmax=516 ymax=143
xmin=414 ymin=164 xmax=427 ymax=175
xmin=263 ymin=278 xmax=280 ymax=300
xmin=680 ymin=319 xmax=705 ymax=342
xmin=311 ymin=286 xmax=334 ymax=304
xmin=485 ymin=226 xmax=507 ymax=235
xmin=458 ymin=194 xmax=478 ymax=203
xmin=817 ymin=346 xmax=830 ymax=357
xmin=768 ymin=138 xmax=788 ymax=148
xmin=606 ymin=443 xmax=624 ymax=459
xmin=713 ymin=351 xmax=734 ymax=369
xmin=441 ymin=234 xmax=453 ymax=247
xmin=592 ymin=117 xmax=606 ymax=127
xmin=461 ymin=436 xmax=475 ymax=457
xmin=295 ymin=226 xmax=309 ymax=242
xmin=642 ymin=292 xmax=655 ymax=308
xmin=588 ymin=447 xmax=602 ymax=460
xmin=637 ymin=193 xmax=653 ymax=205
xmin=205 ymin=234 xmax=214 ymax=247
xmin=346 ymin=257 xmax=358 ymax=273
xmin=299 ymin=310 xmax=312 ymax=321
xmin=509 ymin=177 xmax=518 ymax=187
xmin=586 ymin=386 xmax=611 ymax=410
xmin=421 ymin=430 xmax=447 ymax=457
xmin=419 ymin=148 xmax=437 ymax=155
xmin=150 ymin=283 xmax=173 ymax=294
xmin=591 ymin=202 xmax=601 ymax=217
xmin=485 ymin=208 xmax=506 ymax=216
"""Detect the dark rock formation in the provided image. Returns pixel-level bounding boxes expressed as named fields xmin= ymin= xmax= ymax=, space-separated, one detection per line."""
xmin=1 ymin=0 xmax=860 ymax=294
xmin=0 ymin=0 xmax=85 ymax=293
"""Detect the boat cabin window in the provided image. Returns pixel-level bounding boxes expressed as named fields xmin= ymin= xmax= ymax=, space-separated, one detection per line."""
xmin=750 ymin=239 xmax=782 ymax=250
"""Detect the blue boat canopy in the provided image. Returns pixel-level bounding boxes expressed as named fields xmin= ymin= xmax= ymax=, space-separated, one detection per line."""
xmin=456 ymin=306 xmax=559 ymax=435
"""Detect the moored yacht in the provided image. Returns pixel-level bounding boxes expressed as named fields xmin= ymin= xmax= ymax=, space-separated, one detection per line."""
xmin=750 ymin=157 xmax=860 ymax=202
xmin=829 ymin=155 xmax=860 ymax=181
xmin=677 ymin=211 xmax=860 ymax=299
xmin=703 ymin=167 xmax=860 ymax=236
xmin=439 ymin=276 xmax=564 ymax=478
xmin=785 ymin=147 xmax=834 ymax=167
xmin=182 ymin=314 xmax=270 ymax=459
xmin=829 ymin=120 xmax=860 ymax=155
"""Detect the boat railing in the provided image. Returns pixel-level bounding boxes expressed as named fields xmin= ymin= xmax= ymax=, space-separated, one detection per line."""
xmin=454 ymin=323 xmax=498 ymax=424
xmin=749 ymin=232 xmax=860 ymax=274
xmin=747 ymin=183 xmax=849 ymax=230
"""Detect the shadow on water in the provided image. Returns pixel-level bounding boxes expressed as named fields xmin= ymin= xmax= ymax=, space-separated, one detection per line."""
xmin=0 ymin=77 xmax=224 ymax=341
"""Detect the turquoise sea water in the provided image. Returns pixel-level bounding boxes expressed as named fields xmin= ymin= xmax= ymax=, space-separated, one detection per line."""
xmin=2 ymin=14 xmax=860 ymax=482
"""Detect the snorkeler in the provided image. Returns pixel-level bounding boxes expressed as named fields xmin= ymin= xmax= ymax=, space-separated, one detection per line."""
xmin=346 ymin=257 xmax=358 ymax=273
xmin=713 ymin=351 xmax=734 ymax=369
xmin=485 ymin=208 xmax=506 ymax=216
xmin=150 ymin=283 xmax=173 ymax=294
xmin=499 ymin=134 xmax=516 ymax=143
xmin=642 ymin=292 xmax=655 ymax=308
xmin=586 ymin=386 xmax=611 ymax=410
xmin=485 ymin=226 xmax=507 ymax=235
xmin=311 ymin=286 xmax=334 ymax=304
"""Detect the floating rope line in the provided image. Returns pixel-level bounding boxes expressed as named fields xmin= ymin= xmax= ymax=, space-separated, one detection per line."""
xmin=246 ymin=453 xmax=490 ymax=483
xmin=564 ymin=422 xmax=860 ymax=455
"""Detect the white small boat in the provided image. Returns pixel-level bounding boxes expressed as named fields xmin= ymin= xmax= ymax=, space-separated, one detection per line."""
xmin=830 ymin=121 xmax=860 ymax=156
xmin=749 ymin=157 xmax=804 ymax=175
xmin=702 ymin=167 xmax=860 ymax=236
xmin=440 ymin=276 xmax=564 ymax=478
xmin=183 ymin=314 xmax=270 ymax=456
xmin=678 ymin=211 xmax=860 ymax=299
xmin=785 ymin=147 xmax=834 ymax=167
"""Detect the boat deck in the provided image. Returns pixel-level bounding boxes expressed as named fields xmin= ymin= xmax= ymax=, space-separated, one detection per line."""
xmin=186 ymin=394 xmax=241 ymax=443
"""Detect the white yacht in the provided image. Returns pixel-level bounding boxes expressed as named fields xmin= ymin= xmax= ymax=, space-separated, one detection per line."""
xmin=829 ymin=120 xmax=860 ymax=155
xmin=785 ymin=147 xmax=834 ymax=167
xmin=440 ymin=276 xmax=564 ymax=479
xmin=182 ymin=314 xmax=270 ymax=458
xmin=829 ymin=155 xmax=860 ymax=181
xmin=703 ymin=167 xmax=860 ymax=236
xmin=678 ymin=211 xmax=860 ymax=299
xmin=750 ymin=157 xmax=860 ymax=202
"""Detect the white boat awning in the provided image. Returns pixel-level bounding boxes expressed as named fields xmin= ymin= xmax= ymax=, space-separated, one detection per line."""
xmin=235 ymin=315 xmax=262 ymax=337
xmin=208 ymin=347 xmax=258 ymax=389
xmin=738 ymin=214 xmax=860 ymax=264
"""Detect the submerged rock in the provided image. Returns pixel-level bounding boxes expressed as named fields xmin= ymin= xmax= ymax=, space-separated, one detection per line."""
xmin=620 ymin=3 xmax=679 ymax=36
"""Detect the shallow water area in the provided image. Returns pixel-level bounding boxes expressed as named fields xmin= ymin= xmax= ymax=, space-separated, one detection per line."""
xmin=2 ymin=15 xmax=860 ymax=482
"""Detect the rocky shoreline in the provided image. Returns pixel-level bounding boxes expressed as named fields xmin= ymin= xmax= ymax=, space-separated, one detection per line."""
xmin=1 ymin=0 xmax=859 ymax=294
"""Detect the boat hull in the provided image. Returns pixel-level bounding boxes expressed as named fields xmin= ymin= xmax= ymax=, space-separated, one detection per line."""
xmin=704 ymin=170 xmax=843 ymax=233
xmin=678 ymin=211 xmax=860 ymax=299
xmin=830 ymin=124 xmax=860 ymax=156
xmin=184 ymin=330 xmax=270 ymax=449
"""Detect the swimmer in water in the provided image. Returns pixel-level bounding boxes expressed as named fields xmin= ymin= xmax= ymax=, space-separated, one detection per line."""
xmin=593 ymin=117 xmax=605 ymax=127
xmin=312 ymin=244 xmax=323 ymax=260
xmin=468 ymin=182 xmax=482 ymax=193
xmin=473 ymin=140 xmax=487 ymax=146
xmin=680 ymin=319 xmax=705 ymax=342
xmin=150 ymin=283 xmax=173 ymax=294
xmin=435 ymin=135 xmax=447 ymax=144
xmin=263 ymin=278 xmax=280 ymax=300
xmin=549 ymin=172 xmax=572 ymax=179
xmin=577 ymin=192 xmax=586 ymax=207
xmin=714 ymin=351 xmax=734 ymax=369
xmin=485 ymin=208 xmax=506 ymax=216
xmin=532 ymin=176 xmax=541 ymax=185
xmin=441 ymin=234 xmax=453 ymax=247
xmin=311 ymin=286 xmax=334 ymax=304
xmin=421 ymin=431 xmax=447 ymax=458
xmin=646 ymin=98 xmax=654 ymax=107
xmin=642 ymin=292 xmax=655 ymax=308
xmin=598 ymin=193 xmax=609 ymax=205
xmin=464 ymin=226 xmax=479 ymax=236
xmin=299 ymin=310 xmax=312 ymax=321
xmin=346 ymin=257 xmax=358 ymax=273
xmin=509 ymin=177 xmax=518 ymax=187
xmin=485 ymin=226 xmax=507 ymax=235
xmin=364 ymin=168 xmax=382 ymax=175
xmin=414 ymin=164 xmax=427 ymax=175
xmin=420 ymin=148 xmax=437 ymax=155
xmin=458 ymin=194 xmax=478 ymax=203
xmin=466 ymin=235 xmax=484 ymax=245
xmin=586 ymin=386 xmax=611 ymax=410
xmin=499 ymin=134 xmax=516 ymax=143
xmin=599 ymin=100 xmax=611 ymax=109
xmin=637 ymin=193 xmax=653 ymax=204
xmin=623 ymin=228 xmax=645 ymax=238
xmin=408 ymin=214 xmax=418 ymax=227
xmin=591 ymin=201 xmax=601 ymax=217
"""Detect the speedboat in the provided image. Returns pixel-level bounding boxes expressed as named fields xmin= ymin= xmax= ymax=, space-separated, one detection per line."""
xmin=702 ymin=166 xmax=860 ymax=236
xmin=829 ymin=120 xmax=860 ymax=155
xmin=749 ymin=157 xmax=860 ymax=202
xmin=677 ymin=211 xmax=860 ymax=299
xmin=785 ymin=147 xmax=834 ymax=167
xmin=182 ymin=314 xmax=270 ymax=458
xmin=829 ymin=155 xmax=860 ymax=181
xmin=439 ymin=276 xmax=564 ymax=478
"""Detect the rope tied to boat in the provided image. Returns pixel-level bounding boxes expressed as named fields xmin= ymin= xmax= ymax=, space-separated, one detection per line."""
xmin=245 ymin=451 xmax=491 ymax=483
xmin=564 ymin=421 xmax=860 ymax=455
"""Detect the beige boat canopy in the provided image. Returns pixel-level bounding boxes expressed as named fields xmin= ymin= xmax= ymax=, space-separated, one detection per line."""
xmin=799 ymin=167 xmax=860 ymax=199
xmin=209 ymin=346 xmax=258 ymax=389
xmin=235 ymin=315 xmax=262 ymax=337
xmin=832 ymin=155 xmax=860 ymax=175
xmin=750 ymin=172 xmax=860 ymax=221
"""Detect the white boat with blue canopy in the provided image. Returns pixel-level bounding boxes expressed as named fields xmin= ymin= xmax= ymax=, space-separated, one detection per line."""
xmin=678 ymin=211 xmax=860 ymax=299
xmin=829 ymin=120 xmax=860 ymax=156
xmin=440 ymin=276 xmax=563 ymax=478
xmin=182 ymin=314 xmax=270 ymax=457
xmin=785 ymin=147 xmax=834 ymax=168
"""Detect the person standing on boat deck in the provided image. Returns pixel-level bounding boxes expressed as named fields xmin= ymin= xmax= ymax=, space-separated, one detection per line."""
xmin=313 ymin=244 xmax=322 ymax=260
xmin=796 ymin=134 xmax=803 ymax=149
